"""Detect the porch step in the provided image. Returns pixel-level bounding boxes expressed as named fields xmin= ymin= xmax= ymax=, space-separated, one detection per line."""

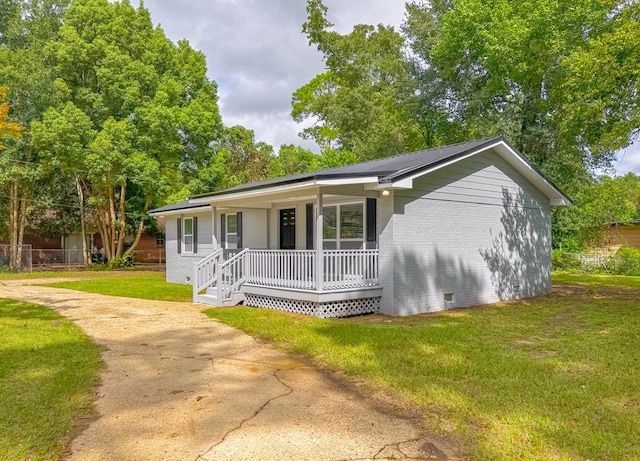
xmin=196 ymin=290 xmax=245 ymax=307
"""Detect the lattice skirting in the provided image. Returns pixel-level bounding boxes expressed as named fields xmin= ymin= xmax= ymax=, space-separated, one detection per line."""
xmin=244 ymin=294 xmax=380 ymax=318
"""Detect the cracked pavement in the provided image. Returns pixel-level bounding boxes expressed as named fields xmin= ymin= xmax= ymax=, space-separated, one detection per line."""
xmin=0 ymin=279 xmax=462 ymax=461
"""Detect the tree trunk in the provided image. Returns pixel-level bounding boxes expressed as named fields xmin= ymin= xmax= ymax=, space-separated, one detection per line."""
xmin=9 ymin=182 xmax=18 ymax=272
xmin=123 ymin=197 xmax=152 ymax=258
xmin=8 ymin=181 xmax=29 ymax=272
xmin=75 ymin=174 xmax=91 ymax=267
xmin=115 ymin=183 xmax=127 ymax=258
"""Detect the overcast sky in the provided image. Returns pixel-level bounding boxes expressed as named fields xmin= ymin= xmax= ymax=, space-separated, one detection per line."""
xmin=139 ymin=0 xmax=638 ymax=175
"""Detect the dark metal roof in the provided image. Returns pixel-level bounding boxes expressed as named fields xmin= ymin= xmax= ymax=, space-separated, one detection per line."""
xmin=191 ymin=137 xmax=501 ymax=199
xmin=148 ymin=200 xmax=210 ymax=215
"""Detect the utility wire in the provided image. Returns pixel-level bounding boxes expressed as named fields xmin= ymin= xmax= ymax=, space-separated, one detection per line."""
xmin=0 ymin=193 xmax=152 ymax=219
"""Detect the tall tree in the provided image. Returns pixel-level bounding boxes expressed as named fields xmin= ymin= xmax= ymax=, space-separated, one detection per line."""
xmin=292 ymin=0 xmax=426 ymax=162
xmin=403 ymin=0 xmax=639 ymax=190
xmin=34 ymin=0 xmax=223 ymax=261
xmin=168 ymin=125 xmax=273 ymax=201
xmin=0 ymin=0 xmax=68 ymax=271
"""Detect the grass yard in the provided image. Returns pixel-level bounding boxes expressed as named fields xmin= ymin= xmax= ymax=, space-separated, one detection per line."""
xmin=0 ymin=271 xmax=109 ymax=280
xmin=0 ymin=298 xmax=103 ymax=461
xmin=206 ymin=283 xmax=640 ymax=461
xmin=40 ymin=273 xmax=192 ymax=302
xmin=552 ymin=271 xmax=640 ymax=289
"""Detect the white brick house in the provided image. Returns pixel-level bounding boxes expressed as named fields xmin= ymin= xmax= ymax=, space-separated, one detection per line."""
xmin=149 ymin=137 xmax=570 ymax=317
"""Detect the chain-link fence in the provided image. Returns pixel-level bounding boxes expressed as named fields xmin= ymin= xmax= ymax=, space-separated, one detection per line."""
xmin=0 ymin=244 xmax=33 ymax=272
xmin=0 ymin=245 xmax=165 ymax=271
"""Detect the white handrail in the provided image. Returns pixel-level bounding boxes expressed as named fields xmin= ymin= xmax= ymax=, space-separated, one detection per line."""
xmin=219 ymin=248 xmax=249 ymax=299
xmin=192 ymin=248 xmax=223 ymax=301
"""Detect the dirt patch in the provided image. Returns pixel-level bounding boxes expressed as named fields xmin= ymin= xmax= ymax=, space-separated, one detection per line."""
xmin=552 ymin=282 xmax=640 ymax=300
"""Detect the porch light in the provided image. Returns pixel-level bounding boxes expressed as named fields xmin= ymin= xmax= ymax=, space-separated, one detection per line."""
xmin=381 ymin=189 xmax=390 ymax=196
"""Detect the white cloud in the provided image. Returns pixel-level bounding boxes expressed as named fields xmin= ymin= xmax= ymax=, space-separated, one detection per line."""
xmin=141 ymin=0 xmax=640 ymax=177
xmin=614 ymin=142 xmax=640 ymax=175
xmin=140 ymin=0 xmax=407 ymax=151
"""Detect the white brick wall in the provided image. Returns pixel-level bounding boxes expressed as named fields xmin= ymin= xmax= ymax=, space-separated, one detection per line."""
xmin=380 ymin=148 xmax=552 ymax=315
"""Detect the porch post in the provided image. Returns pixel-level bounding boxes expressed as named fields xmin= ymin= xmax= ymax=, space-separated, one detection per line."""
xmin=316 ymin=192 xmax=323 ymax=291
xmin=211 ymin=207 xmax=219 ymax=249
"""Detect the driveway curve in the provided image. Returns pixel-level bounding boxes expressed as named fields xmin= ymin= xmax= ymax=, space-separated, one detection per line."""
xmin=0 ymin=279 xmax=462 ymax=461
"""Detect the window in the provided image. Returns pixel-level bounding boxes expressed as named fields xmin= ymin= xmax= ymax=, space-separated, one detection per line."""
xmin=156 ymin=234 xmax=165 ymax=247
xmin=183 ymin=218 xmax=193 ymax=253
xmin=226 ymin=214 xmax=237 ymax=249
xmin=322 ymin=202 xmax=364 ymax=249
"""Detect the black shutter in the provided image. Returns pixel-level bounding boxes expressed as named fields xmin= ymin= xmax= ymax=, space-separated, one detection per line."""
xmin=366 ymin=198 xmax=377 ymax=243
xmin=306 ymin=203 xmax=314 ymax=249
xmin=177 ymin=218 xmax=182 ymax=254
xmin=237 ymin=212 xmax=243 ymax=248
xmin=193 ymin=217 xmax=198 ymax=253
xmin=220 ymin=214 xmax=226 ymax=248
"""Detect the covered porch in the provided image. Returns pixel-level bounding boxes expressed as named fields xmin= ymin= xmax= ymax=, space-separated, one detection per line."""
xmin=189 ymin=181 xmax=388 ymax=317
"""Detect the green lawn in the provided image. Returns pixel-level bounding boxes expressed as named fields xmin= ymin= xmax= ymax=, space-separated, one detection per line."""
xmin=552 ymin=271 xmax=640 ymax=289
xmin=40 ymin=273 xmax=192 ymax=302
xmin=0 ymin=298 xmax=103 ymax=461
xmin=206 ymin=285 xmax=640 ymax=461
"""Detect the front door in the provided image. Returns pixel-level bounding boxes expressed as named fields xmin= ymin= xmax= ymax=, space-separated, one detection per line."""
xmin=279 ymin=208 xmax=296 ymax=249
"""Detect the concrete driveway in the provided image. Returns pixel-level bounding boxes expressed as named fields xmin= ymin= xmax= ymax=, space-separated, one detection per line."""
xmin=0 ymin=279 xmax=462 ymax=461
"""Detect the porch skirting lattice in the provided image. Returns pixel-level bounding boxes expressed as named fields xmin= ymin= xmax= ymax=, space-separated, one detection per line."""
xmin=244 ymin=293 xmax=380 ymax=318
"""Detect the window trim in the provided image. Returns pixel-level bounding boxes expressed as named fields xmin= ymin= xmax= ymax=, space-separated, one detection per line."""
xmin=183 ymin=217 xmax=194 ymax=253
xmin=225 ymin=213 xmax=238 ymax=249
xmin=322 ymin=201 xmax=365 ymax=250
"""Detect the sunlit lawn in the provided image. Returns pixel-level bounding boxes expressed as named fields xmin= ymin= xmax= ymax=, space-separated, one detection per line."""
xmin=0 ymin=298 xmax=103 ymax=461
xmin=40 ymin=273 xmax=192 ymax=302
xmin=23 ymin=269 xmax=640 ymax=459
xmin=206 ymin=282 xmax=640 ymax=460
xmin=552 ymin=271 xmax=640 ymax=289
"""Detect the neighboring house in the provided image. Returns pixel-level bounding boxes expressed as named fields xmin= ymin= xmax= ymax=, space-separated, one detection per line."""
xmin=0 ymin=231 xmax=165 ymax=265
xmin=609 ymin=222 xmax=640 ymax=250
xmin=149 ymin=137 xmax=571 ymax=317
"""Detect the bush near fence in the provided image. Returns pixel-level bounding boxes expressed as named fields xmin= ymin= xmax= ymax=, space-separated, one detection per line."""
xmin=552 ymin=246 xmax=640 ymax=276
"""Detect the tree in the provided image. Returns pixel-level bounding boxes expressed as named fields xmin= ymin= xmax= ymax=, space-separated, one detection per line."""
xmin=169 ymin=126 xmax=273 ymax=201
xmin=0 ymin=0 xmax=68 ymax=271
xmin=269 ymin=144 xmax=320 ymax=178
xmin=292 ymin=0 xmax=426 ymax=162
xmin=560 ymin=2 xmax=640 ymax=155
xmin=403 ymin=0 xmax=638 ymax=191
xmin=0 ymin=87 xmax=23 ymax=148
xmin=35 ymin=0 xmax=223 ymax=261
xmin=553 ymin=174 xmax=640 ymax=250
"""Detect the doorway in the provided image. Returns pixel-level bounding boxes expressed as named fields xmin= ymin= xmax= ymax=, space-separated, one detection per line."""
xmin=279 ymin=208 xmax=296 ymax=249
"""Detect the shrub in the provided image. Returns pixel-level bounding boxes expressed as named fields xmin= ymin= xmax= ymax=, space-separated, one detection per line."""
xmin=107 ymin=255 xmax=133 ymax=269
xmin=614 ymin=246 xmax=640 ymax=276
xmin=551 ymin=249 xmax=581 ymax=271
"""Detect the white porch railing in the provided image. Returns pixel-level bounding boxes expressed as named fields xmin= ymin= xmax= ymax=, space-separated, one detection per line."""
xmin=244 ymin=249 xmax=379 ymax=291
xmin=193 ymin=248 xmax=380 ymax=304
xmin=245 ymin=250 xmax=317 ymax=290
xmin=219 ymin=248 xmax=249 ymax=299
xmin=322 ymin=249 xmax=379 ymax=290
xmin=193 ymin=248 xmax=223 ymax=300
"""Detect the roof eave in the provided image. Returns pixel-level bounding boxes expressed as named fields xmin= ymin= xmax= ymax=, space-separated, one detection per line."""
xmin=189 ymin=176 xmax=381 ymax=204
xmin=148 ymin=204 xmax=212 ymax=216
